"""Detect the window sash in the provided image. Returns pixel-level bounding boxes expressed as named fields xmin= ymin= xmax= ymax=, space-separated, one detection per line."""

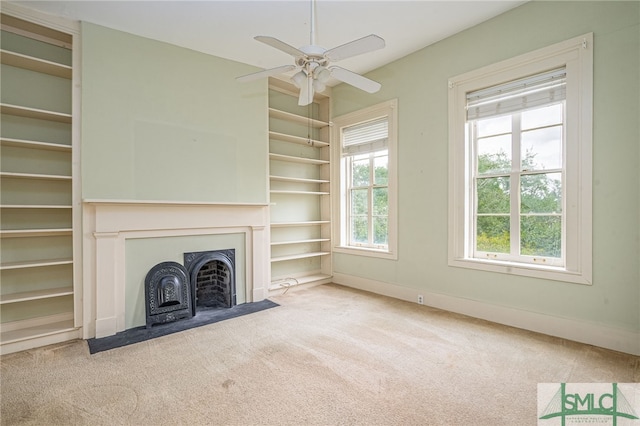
xmin=469 ymin=106 xmax=566 ymax=266
xmin=346 ymin=151 xmax=389 ymax=249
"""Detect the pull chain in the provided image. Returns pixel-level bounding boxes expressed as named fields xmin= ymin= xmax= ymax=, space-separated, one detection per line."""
xmin=307 ymin=100 xmax=313 ymax=145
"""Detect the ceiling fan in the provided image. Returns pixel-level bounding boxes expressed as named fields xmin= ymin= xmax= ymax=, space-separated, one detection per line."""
xmin=236 ymin=0 xmax=385 ymax=106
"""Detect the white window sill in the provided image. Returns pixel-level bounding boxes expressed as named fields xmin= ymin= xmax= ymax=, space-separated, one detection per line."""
xmin=448 ymin=257 xmax=592 ymax=285
xmin=334 ymin=245 xmax=397 ymax=260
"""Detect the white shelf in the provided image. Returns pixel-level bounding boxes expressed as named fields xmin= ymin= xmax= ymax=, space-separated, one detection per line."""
xmin=271 ymin=238 xmax=330 ymax=246
xmin=0 ymin=103 xmax=72 ymax=123
xmin=1 ymin=137 xmax=71 ymax=152
xmin=269 ymin=153 xmax=329 ymax=165
xmin=0 ymin=258 xmax=73 ymax=271
xmin=271 ymin=221 xmax=330 ymax=227
xmin=269 ymin=131 xmax=329 ymax=147
xmin=0 ymin=228 xmax=72 ymax=238
xmin=270 ymin=190 xmax=330 ymax=195
xmin=1 ymin=205 xmax=72 ymax=209
xmin=269 ymin=273 xmax=333 ymax=290
xmin=1 ymin=287 xmax=74 ymax=305
xmin=271 ymin=251 xmax=331 ymax=262
xmin=1 ymin=49 xmax=72 ymax=78
xmin=269 ymin=108 xmax=329 ymax=129
xmin=1 ymin=13 xmax=72 ymax=49
xmin=0 ymin=318 xmax=76 ymax=346
xmin=269 ymin=175 xmax=329 ymax=184
xmin=0 ymin=171 xmax=71 ymax=181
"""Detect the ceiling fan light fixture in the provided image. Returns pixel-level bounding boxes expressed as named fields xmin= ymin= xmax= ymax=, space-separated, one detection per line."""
xmin=312 ymin=79 xmax=326 ymax=93
xmin=314 ymin=66 xmax=331 ymax=83
xmin=291 ymin=70 xmax=307 ymax=88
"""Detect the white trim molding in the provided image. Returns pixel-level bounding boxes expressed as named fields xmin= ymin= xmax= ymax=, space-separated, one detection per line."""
xmin=332 ymin=273 xmax=640 ymax=356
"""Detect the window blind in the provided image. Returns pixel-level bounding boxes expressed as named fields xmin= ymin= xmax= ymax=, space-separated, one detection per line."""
xmin=342 ymin=117 xmax=388 ymax=155
xmin=466 ymin=68 xmax=566 ymax=121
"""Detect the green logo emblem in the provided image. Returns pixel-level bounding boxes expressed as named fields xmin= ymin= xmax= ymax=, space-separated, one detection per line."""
xmin=539 ymin=383 xmax=639 ymax=425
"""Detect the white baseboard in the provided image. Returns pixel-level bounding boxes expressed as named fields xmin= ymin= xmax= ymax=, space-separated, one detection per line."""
xmin=332 ymin=273 xmax=640 ymax=356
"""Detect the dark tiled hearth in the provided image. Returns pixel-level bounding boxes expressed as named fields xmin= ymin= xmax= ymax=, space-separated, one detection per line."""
xmin=87 ymin=300 xmax=279 ymax=354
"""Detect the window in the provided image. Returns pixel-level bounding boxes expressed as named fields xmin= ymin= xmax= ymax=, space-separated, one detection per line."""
xmin=333 ymin=100 xmax=398 ymax=259
xmin=471 ymin=69 xmax=566 ymax=266
xmin=448 ymin=34 xmax=592 ymax=284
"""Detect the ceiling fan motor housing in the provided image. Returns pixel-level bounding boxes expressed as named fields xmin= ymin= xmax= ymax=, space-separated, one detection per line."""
xmin=296 ymin=45 xmax=329 ymax=69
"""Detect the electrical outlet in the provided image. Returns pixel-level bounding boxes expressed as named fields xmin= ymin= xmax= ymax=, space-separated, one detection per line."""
xmin=417 ymin=295 xmax=424 ymax=305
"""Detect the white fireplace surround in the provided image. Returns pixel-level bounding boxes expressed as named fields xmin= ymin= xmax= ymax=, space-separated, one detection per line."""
xmin=83 ymin=200 xmax=269 ymax=339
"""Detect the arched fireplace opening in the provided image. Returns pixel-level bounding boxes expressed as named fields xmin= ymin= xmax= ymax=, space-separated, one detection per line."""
xmin=184 ymin=249 xmax=236 ymax=317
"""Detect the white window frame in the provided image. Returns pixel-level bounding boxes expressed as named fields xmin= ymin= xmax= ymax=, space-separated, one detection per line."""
xmin=448 ymin=34 xmax=593 ymax=284
xmin=333 ymin=99 xmax=398 ymax=260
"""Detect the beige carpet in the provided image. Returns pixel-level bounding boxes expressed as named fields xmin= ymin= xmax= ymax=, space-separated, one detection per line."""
xmin=1 ymin=283 xmax=638 ymax=425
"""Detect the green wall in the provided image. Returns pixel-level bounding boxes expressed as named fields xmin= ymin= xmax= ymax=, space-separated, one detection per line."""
xmin=332 ymin=1 xmax=639 ymax=333
xmin=81 ymin=23 xmax=268 ymax=203
xmin=80 ymin=23 xmax=268 ymax=328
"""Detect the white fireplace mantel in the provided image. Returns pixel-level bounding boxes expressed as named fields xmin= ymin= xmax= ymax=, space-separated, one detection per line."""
xmin=82 ymin=199 xmax=270 ymax=339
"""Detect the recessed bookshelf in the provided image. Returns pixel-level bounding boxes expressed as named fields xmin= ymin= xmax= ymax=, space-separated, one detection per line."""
xmin=0 ymin=11 xmax=79 ymax=354
xmin=268 ymin=78 xmax=332 ymax=289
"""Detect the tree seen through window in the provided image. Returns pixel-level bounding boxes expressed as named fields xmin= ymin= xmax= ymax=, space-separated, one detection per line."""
xmin=474 ymin=103 xmax=563 ymax=259
xmin=350 ymin=151 xmax=389 ymax=247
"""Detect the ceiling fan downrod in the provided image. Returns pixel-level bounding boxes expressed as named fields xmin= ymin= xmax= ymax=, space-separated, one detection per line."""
xmin=309 ymin=0 xmax=315 ymax=46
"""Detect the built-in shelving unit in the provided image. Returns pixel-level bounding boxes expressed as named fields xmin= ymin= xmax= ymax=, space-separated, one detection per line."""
xmin=268 ymin=78 xmax=332 ymax=291
xmin=1 ymin=12 xmax=80 ymax=354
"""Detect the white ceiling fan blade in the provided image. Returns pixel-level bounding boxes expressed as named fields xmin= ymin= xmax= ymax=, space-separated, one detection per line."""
xmin=329 ymin=66 xmax=382 ymax=93
xmin=324 ymin=34 xmax=385 ymax=62
xmin=298 ymin=75 xmax=315 ymax=106
xmin=236 ymin=65 xmax=295 ymax=82
xmin=254 ymin=36 xmax=306 ymax=58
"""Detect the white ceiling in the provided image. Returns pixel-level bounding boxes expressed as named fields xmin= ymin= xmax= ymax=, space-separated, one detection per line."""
xmin=12 ymin=0 xmax=526 ymax=77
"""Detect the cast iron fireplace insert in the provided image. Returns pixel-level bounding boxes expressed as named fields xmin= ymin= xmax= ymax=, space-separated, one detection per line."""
xmin=144 ymin=249 xmax=236 ymax=328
